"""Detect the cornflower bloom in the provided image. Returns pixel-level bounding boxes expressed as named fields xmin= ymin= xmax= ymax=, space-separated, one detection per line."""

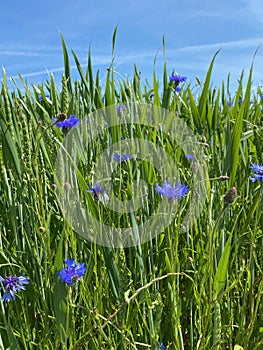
xmin=116 ymin=105 xmax=126 ymax=112
xmin=185 ymin=154 xmax=195 ymax=160
xmin=58 ymin=259 xmax=86 ymax=285
xmin=249 ymin=163 xmax=263 ymax=182
xmin=86 ymin=182 xmax=109 ymax=202
xmin=238 ymin=100 xmax=253 ymax=105
xmin=0 ymin=275 xmax=29 ymax=302
xmin=169 ymin=73 xmax=187 ymax=84
xmin=146 ymin=92 xmax=154 ymax=99
xmin=155 ymin=181 xmax=188 ymax=203
xmin=112 ymin=153 xmax=132 ymax=162
xmin=158 ymin=342 xmax=167 ymax=350
xmin=54 ymin=114 xmax=80 ymax=128
xmin=116 ymin=105 xmax=126 ymax=117
xmin=52 ymin=114 xmax=80 ymax=135
xmin=38 ymin=95 xmax=50 ymax=102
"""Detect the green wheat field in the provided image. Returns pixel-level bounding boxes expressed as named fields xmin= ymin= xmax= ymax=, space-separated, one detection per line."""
xmin=0 ymin=29 xmax=263 ymax=349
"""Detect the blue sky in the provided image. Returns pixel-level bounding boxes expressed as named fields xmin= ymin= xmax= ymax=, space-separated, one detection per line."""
xmin=1 ymin=0 xmax=263 ymax=92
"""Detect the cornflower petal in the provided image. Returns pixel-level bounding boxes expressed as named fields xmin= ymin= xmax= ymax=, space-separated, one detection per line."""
xmin=249 ymin=163 xmax=263 ymax=182
xmin=2 ymin=291 xmax=15 ymax=302
xmin=112 ymin=153 xmax=132 ymax=162
xmin=17 ymin=276 xmax=30 ymax=285
xmin=58 ymin=259 xmax=87 ymax=285
xmin=169 ymin=73 xmax=187 ymax=83
xmin=54 ymin=115 xmax=80 ymax=129
xmin=155 ymin=181 xmax=188 ymax=200
xmin=0 ymin=275 xmax=29 ymax=302
xmin=185 ymin=154 xmax=195 ymax=160
xmin=251 ymin=163 xmax=263 ymax=174
xmin=86 ymin=182 xmax=109 ymax=202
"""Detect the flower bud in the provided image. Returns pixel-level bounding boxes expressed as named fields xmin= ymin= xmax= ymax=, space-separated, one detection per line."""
xmin=224 ymin=187 xmax=237 ymax=206
xmin=64 ymin=182 xmax=71 ymax=190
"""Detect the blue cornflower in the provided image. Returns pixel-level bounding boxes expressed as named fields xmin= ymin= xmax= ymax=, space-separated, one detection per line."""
xmin=86 ymin=182 xmax=109 ymax=202
xmin=116 ymin=105 xmax=126 ymax=115
xmin=227 ymin=101 xmax=233 ymax=106
xmin=249 ymin=163 xmax=263 ymax=182
xmin=54 ymin=114 xmax=80 ymax=128
xmin=158 ymin=342 xmax=167 ymax=350
xmin=58 ymin=259 xmax=87 ymax=285
xmin=175 ymin=86 xmax=181 ymax=93
xmin=250 ymin=174 xmax=263 ymax=182
xmin=155 ymin=181 xmax=188 ymax=200
xmin=185 ymin=154 xmax=195 ymax=160
xmin=38 ymin=95 xmax=49 ymax=102
xmin=251 ymin=163 xmax=263 ymax=173
xmin=112 ymin=153 xmax=132 ymax=162
xmin=169 ymin=73 xmax=187 ymax=84
xmin=116 ymin=104 xmax=126 ymax=110
xmin=0 ymin=275 xmax=29 ymax=302
xmin=146 ymin=92 xmax=154 ymax=99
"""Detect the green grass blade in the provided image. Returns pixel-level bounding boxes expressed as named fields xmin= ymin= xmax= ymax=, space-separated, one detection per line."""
xmin=112 ymin=25 xmax=118 ymax=56
xmin=213 ymin=232 xmax=232 ymax=300
xmin=198 ymin=50 xmax=220 ymax=124
xmin=102 ymin=247 xmax=120 ymax=302
xmin=229 ymin=65 xmax=253 ymax=185
xmin=60 ymin=33 xmax=72 ymax=95
xmin=71 ymin=49 xmax=89 ymax=93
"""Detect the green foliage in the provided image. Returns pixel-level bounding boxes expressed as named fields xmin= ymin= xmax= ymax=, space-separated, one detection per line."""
xmin=0 ymin=32 xmax=263 ymax=350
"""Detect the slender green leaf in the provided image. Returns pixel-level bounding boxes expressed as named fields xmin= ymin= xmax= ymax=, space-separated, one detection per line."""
xmin=112 ymin=25 xmax=118 ymax=56
xmin=213 ymin=232 xmax=232 ymax=300
xmin=60 ymin=33 xmax=72 ymax=95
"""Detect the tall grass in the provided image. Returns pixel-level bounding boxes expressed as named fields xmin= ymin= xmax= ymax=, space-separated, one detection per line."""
xmin=0 ymin=29 xmax=263 ymax=349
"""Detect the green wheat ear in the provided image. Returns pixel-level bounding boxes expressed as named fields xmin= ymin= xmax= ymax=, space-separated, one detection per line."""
xmin=2 ymin=85 xmax=15 ymax=140
xmin=74 ymin=81 xmax=80 ymax=117
xmin=50 ymin=73 xmax=60 ymax=116
xmin=61 ymin=73 xmax=69 ymax=116
xmin=20 ymin=111 xmax=32 ymax=174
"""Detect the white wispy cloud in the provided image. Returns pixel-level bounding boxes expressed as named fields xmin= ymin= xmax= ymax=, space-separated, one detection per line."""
xmin=1 ymin=51 xmax=48 ymax=57
xmin=247 ymin=0 xmax=263 ymax=24
xmin=0 ymin=42 xmax=95 ymax=60
xmin=5 ymin=37 xmax=263 ymax=92
xmin=174 ymin=37 xmax=263 ymax=53
xmin=6 ymin=53 xmax=113 ymax=81
xmin=6 ymin=50 xmax=158 ymax=81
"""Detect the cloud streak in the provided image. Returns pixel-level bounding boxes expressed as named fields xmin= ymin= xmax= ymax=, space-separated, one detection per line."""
xmin=6 ymin=50 xmax=157 ymax=81
xmin=1 ymin=51 xmax=48 ymax=57
xmin=5 ymin=37 xmax=263 ymax=92
xmin=247 ymin=0 xmax=263 ymax=24
xmin=175 ymin=37 xmax=263 ymax=53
